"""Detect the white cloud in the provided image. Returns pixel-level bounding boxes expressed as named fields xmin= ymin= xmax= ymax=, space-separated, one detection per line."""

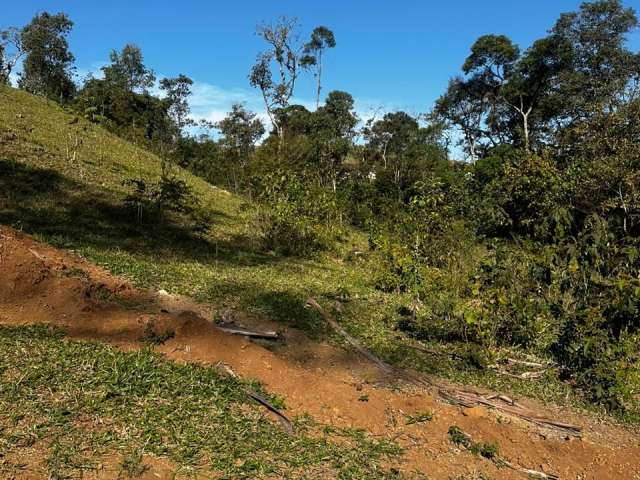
xmin=74 ymin=61 xmax=107 ymax=84
xmin=187 ymin=82 xmax=266 ymax=126
xmin=185 ymin=79 xmax=402 ymax=137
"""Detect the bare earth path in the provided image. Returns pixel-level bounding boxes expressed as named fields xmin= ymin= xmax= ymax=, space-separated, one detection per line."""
xmin=1 ymin=226 xmax=639 ymax=479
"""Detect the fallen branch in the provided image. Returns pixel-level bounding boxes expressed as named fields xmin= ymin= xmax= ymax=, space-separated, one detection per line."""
xmin=405 ymin=342 xmax=460 ymax=360
xmin=306 ymin=298 xmax=580 ymax=439
xmin=244 ymin=389 xmax=294 ymax=435
xmin=217 ymin=326 xmax=279 ymax=339
xmin=214 ymin=362 xmax=294 ymax=435
xmin=28 ymin=248 xmax=45 ymax=261
xmin=492 ymin=368 xmax=547 ymax=380
xmin=486 ymin=394 xmax=520 ymax=407
xmin=440 ymin=388 xmax=581 ymax=437
xmin=449 ymin=426 xmax=559 ymax=479
xmin=306 ymin=297 xmax=393 ymax=373
xmin=503 ymin=358 xmax=547 ymax=368
xmin=497 ymin=458 xmax=559 ymax=480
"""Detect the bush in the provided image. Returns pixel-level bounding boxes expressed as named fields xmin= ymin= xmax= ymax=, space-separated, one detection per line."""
xmin=251 ymin=170 xmax=344 ymax=257
xmin=122 ymin=166 xmax=209 ymax=234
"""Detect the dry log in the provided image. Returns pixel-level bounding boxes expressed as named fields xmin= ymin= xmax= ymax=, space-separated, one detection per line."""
xmin=216 ymin=326 xmax=279 ymax=339
xmin=503 ymin=357 xmax=547 ymax=368
xmin=306 ymin=297 xmax=393 ymax=373
xmin=440 ymin=388 xmax=581 ymax=437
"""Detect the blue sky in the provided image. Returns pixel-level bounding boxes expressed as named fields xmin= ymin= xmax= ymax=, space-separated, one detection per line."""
xmin=5 ymin=0 xmax=640 ymax=125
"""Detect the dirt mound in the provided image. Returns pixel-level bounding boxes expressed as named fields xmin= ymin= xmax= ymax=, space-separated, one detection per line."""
xmin=1 ymin=226 xmax=639 ymax=479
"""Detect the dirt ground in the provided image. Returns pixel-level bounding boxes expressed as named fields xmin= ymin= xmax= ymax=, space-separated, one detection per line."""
xmin=1 ymin=225 xmax=639 ymax=479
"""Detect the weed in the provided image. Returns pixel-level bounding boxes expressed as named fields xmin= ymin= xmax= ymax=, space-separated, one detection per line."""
xmin=119 ymin=451 xmax=149 ymax=479
xmin=448 ymin=426 xmax=499 ymax=460
xmin=139 ymin=320 xmax=175 ymax=345
xmin=405 ymin=411 xmax=433 ymax=425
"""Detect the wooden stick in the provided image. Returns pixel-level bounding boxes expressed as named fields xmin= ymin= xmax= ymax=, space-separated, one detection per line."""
xmin=504 ymin=358 xmax=547 ymax=368
xmin=244 ymin=388 xmax=294 ymax=435
xmin=497 ymin=458 xmax=559 ymax=480
xmin=440 ymin=388 xmax=581 ymax=437
xmin=216 ymin=326 xmax=279 ymax=339
xmin=453 ymin=427 xmax=559 ymax=479
xmin=28 ymin=248 xmax=45 ymax=260
xmin=306 ymin=297 xmax=393 ymax=373
xmin=495 ymin=369 xmax=546 ymax=380
xmin=215 ymin=362 xmax=293 ymax=435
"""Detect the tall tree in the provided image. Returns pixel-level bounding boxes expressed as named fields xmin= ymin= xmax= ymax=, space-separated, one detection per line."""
xmin=434 ymin=77 xmax=493 ymax=161
xmin=461 ymin=34 xmax=541 ymax=152
xmin=0 ymin=27 xmax=23 ymax=85
xmin=102 ymin=44 xmax=155 ymax=93
xmin=217 ymin=103 xmax=265 ymax=168
xmin=548 ymin=0 xmax=640 ymax=120
xmin=159 ymin=74 xmax=194 ymax=164
xmin=18 ymin=12 xmax=75 ymax=102
xmin=300 ymin=26 xmax=336 ymax=109
xmin=160 ymin=74 xmax=194 ymax=132
xmin=312 ymin=90 xmax=357 ymax=190
xmin=367 ymin=111 xmax=420 ymax=199
xmin=249 ymin=16 xmax=302 ymax=154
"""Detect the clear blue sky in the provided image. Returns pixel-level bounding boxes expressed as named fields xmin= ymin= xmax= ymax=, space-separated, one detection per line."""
xmin=5 ymin=0 xmax=640 ymax=123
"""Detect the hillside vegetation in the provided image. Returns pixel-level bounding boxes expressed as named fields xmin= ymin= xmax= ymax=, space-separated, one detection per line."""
xmin=0 ymin=81 xmax=632 ymax=427
xmin=2 ymin=2 xmax=640 ymax=477
xmin=2 ymin=0 xmax=640 ymax=429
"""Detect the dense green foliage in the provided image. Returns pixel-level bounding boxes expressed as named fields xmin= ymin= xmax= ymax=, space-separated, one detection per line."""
xmin=3 ymin=0 xmax=640 ymax=412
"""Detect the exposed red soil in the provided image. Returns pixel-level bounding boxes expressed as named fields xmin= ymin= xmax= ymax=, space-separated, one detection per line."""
xmin=1 ymin=225 xmax=639 ymax=479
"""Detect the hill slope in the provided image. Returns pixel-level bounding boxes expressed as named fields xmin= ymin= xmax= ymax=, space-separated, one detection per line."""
xmin=2 ymin=85 xmax=640 ymax=478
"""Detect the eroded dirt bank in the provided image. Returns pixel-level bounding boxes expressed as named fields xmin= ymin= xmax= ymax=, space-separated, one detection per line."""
xmin=1 ymin=226 xmax=639 ymax=479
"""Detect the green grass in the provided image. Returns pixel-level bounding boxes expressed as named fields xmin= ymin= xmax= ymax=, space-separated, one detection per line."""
xmin=0 ymin=325 xmax=404 ymax=479
xmin=0 ymin=84 xmax=636 ymax=426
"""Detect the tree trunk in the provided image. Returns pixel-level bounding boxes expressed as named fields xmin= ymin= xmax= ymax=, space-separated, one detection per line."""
xmin=523 ymin=111 xmax=530 ymax=153
xmin=316 ymin=50 xmax=323 ymax=109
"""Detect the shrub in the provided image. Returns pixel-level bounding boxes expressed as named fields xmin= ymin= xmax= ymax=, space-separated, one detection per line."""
xmin=122 ymin=166 xmax=209 ymax=234
xmin=251 ymin=170 xmax=344 ymax=257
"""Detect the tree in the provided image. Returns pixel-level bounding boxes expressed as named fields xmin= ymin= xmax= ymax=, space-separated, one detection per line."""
xmin=367 ymin=111 xmax=420 ymax=199
xmin=159 ymin=74 xmax=194 ymax=166
xmin=461 ymin=34 xmax=541 ymax=152
xmin=218 ymin=103 xmax=265 ymax=168
xmin=312 ymin=90 xmax=357 ymax=190
xmin=102 ymin=44 xmax=155 ymax=93
xmin=18 ymin=12 xmax=75 ymax=102
xmin=160 ymin=74 xmax=194 ymax=132
xmin=434 ymin=77 xmax=492 ymax=161
xmin=0 ymin=27 xmax=23 ymax=85
xmin=249 ymin=16 xmax=302 ymax=154
xmin=300 ymin=26 xmax=336 ymax=109
xmin=548 ymin=0 xmax=640 ymax=121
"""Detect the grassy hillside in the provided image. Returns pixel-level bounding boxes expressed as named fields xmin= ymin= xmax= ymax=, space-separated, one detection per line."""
xmin=0 ymin=325 xmax=403 ymax=478
xmin=0 ymin=84 xmax=613 ymax=417
xmin=0 ymin=84 xmax=364 ymax=334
